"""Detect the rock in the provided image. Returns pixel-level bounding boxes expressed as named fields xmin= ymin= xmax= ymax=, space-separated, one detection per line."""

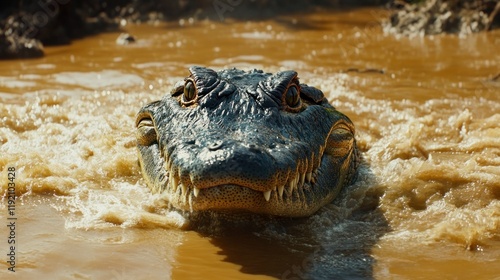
xmin=384 ymin=0 xmax=498 ymax=36
xmin=0 ymin=4 xmax=119 ymax=59
xmin=116 ymin=33 xmax=136 ymax=45
xmin=0 ymin=13 xmax=44 ymax=59
xmin=0 ymin=32 xmax=44 ymax=59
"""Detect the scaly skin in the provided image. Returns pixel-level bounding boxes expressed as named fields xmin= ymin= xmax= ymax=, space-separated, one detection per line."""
xmin=136 ymin=66 xmax=359 ymax=217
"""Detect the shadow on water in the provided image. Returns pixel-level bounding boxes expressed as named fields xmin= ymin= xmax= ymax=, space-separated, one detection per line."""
xmin=188 ymin=165 xmax=389 ymax=279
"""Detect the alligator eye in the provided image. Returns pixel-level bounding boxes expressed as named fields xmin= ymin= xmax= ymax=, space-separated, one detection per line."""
xmin=136 ymin=115 xmax=157 ymax=146
xmin=285 ymin=85 xmax=301 ymax=108
xmin=182 ymin=80 xmax=197 ymax=104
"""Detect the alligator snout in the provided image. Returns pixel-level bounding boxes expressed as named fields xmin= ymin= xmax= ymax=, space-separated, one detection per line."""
xmin=177 ymin=138 xmax=276 ymax=192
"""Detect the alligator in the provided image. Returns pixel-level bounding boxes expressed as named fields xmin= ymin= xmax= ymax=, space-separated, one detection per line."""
xmin=136 ymin=66 xmax=359 ymax=217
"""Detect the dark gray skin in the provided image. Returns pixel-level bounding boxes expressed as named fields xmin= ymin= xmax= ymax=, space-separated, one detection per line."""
xmin=136 ymin=66 xmax=359 ymax=217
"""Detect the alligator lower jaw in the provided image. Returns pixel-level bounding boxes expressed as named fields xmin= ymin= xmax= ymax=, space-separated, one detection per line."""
xmin=161 ymin=182 xmax=324 ymax=217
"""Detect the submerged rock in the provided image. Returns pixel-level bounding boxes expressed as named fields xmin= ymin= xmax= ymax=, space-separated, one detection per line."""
xmin=116 ymin=33 xmax=136 ymax=45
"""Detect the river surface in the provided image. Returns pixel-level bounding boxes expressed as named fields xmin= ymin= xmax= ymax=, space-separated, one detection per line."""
xmin=1 ymin=8 xmax=499 ymax=280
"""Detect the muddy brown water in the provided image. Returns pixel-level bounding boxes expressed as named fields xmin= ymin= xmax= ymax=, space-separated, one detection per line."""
xmin=1 ymin=8 xmax=499 ymax=280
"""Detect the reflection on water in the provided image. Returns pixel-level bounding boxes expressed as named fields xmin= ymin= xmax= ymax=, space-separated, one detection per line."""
xmin=0 ymin=8 xmax=499 ymax=279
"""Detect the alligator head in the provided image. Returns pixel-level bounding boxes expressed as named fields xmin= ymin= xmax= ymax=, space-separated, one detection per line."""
xmin=136 ymin=66 xmax=359 ymax=217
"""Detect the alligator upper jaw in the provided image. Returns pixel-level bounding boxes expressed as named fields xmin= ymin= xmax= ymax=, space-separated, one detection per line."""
xmin=162 ymin=140 xmax=328 ymax=203
xmin=159 ymin=147 xmax=341 ymax=217
xmin=163 ymin=151 xmax=323 ymax=205
xmin=167 ymin=169 xmax=318 ymax=202
xmin=163 ymin=175 xmax=317 ymax=203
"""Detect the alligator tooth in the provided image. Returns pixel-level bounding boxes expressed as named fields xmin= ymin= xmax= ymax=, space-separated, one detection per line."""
xmin=171 ymin=181 xmax=177 ymax=193
xmin=263 ymin=190 xmax=271 ymax=202
xmin=181 ymin=183 xmax=187 ymax=196
xmin=188 ymin=194 xmax=194 ymax=212
xmin=288 ymin=178 xmax=296 ymax=194
xmin=306 ymin=172 xmax=312 ymax=183
xmin=163 ymin=161 xmax=172 ymax=174
xmin=166 ymin=178 xmax=171 ymax=191
xmin=278 ymin=185 xmax=285 ymax=198
xmin=300 ymin=172 xmax=305 ymax=186
xmin=172 ymin=175 xmax=179 ymax=190
xmin=166 ymin=156 xmax=173 ymax=171
xmin=193 ymin=187 xmax=200 ymax=197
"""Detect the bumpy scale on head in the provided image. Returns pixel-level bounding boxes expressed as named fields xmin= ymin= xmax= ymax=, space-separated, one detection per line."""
xmin=136 ymin=66 xmax=359 ymax=217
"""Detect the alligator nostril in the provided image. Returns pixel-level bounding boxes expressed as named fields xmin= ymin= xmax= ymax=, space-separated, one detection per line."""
xmin=208 ymin=140 xmax=224 ymax=151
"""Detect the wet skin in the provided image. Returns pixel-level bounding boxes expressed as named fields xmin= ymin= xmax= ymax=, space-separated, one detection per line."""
xmin=136 ymin=66 xmax=359 ymax=217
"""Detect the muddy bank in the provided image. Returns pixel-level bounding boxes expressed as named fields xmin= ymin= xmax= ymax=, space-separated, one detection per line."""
xmin=0 ymin=1 xmax=118 ymax=59
xmin=0 ymin=0 xmax=387 ymax=59
xmin=385 ymin=0 xmax=500 ymax=35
